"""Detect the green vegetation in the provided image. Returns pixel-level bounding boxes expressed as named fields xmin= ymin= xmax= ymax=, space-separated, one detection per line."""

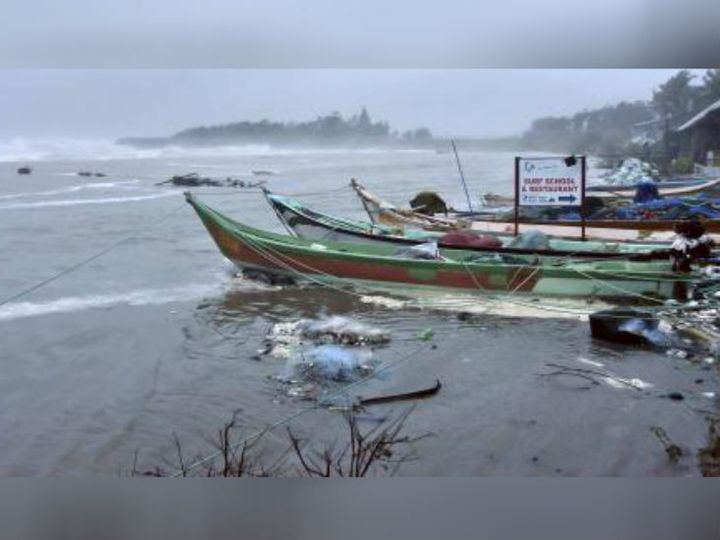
xmin=522 ymin=69 xmax=720 ymax=161
xmin=118 ymin=107 xmax=433 ymax=149
xmin=670 ymin=154 xmax=694 ymax=175
xmin=522 ymin=100 xmax=653 ymax=155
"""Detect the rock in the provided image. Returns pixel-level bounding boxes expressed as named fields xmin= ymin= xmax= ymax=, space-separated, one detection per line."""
xmin=409 ymin=191 xmax=448 ymax=215
xmin=241 ymin=268 xmax=295 ymax=286
xmin=17 ymin=167 xmax=31 ymax=175
xmin=157 ymin=172 xmax=266 ymax=188
xmin=667 ymin=392 xmax=685 ymax=401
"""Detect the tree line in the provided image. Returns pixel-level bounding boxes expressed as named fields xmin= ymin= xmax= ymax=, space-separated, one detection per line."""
xmin=118 ymin=107 xmax=433 ymax=148
xmin=521 ymin=69 xmax=720 ymax=158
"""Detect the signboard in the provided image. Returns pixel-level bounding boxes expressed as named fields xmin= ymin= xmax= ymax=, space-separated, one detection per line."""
xmin=513 ymin=155 xmax=587 ymax=240
xmin=518 ymin=157 xmax=582 ymax=206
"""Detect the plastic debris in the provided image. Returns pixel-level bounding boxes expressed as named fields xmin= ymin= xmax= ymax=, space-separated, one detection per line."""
xmin=298 ymin=316 xmax=390 ymax=345
xmin=280 ymin=345 xmax=375 ymax=383
xmin=267 ymin=316 xmax=390 ymax=350
xmin=666 ymin=348 xmax=688 ymax=359
xmin=619 ymin=317 xmax=675 ymax=347
xmin=419 ymin=328 xmax=434 ymax=341
xmin=394 ymin=241 xmax=442 ymax=260
xmin=603 ymin=158 xmax=659 ymax=186
xmin=507 ymin=230 xmax=550 ymax=250
xmin=359 ymin=295 xmax=406 ymax=309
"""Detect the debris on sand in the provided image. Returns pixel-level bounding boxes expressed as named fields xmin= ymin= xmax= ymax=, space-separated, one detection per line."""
xmin=698 ymin=418 xmax=720 ymax=476
xmin=589 ymin=301 xmax=720 ymax=359
xmin=540 ymin=362 xmax=652 ymax=392
xmin=157 ymin=172 xmax=266 ymax=188
xmin=650 ymin=426 xmax=683 ymax=464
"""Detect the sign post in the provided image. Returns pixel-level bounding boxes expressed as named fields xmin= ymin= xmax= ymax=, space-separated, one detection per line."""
xmin=580 ymin=155 xmax=586 ymax=241
xmin=514 ymin=155 xmax=586 ymax=240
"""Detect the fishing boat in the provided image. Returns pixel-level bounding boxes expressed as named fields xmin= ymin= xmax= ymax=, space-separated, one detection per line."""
xmin=586 ymin=177 xmax=720 ymax=199
xmin=186 ymin=192 xmax=696 ymax=301
xmin=350 ymin=179 xmax=720 ymax=239
xmin=263 ymin=190 xmax=675 ymax=259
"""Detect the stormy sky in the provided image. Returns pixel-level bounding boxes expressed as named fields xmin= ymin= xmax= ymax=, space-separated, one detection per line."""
xmin=0 ymin=69 xmax=706 ymax=141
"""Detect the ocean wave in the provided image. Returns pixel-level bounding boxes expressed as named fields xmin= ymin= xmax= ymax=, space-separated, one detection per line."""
xmin=0 ymin=137 xmax=433 ymax=162
xmin=0 ymin=191 xmax=179 ymax=210
xmin=0 ymin=180 xmax=141 ymax=201
xmin=0 ymin=284 xmax=223 ymax=322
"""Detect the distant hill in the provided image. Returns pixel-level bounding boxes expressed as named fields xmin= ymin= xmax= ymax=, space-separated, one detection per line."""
xmin=118 ymin=108 xmax=434 ymax=149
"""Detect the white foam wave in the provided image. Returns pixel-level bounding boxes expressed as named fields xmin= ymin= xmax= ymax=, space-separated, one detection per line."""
xmin=0 ymin=191 xmax=178 ymax=210
xmin=0 ymin=284 xmax=222 ymax=322
xmin=0 ymin=180 xmax=140 ymax=201
xmin=0 ymin=137 xmax=432 ymax=162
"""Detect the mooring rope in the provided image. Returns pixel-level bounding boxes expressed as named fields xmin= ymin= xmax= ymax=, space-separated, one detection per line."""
xmin=0 ymin=201 xmax=187 ymax=309
xmin=234 ymin=220 xmax=695 ymax=319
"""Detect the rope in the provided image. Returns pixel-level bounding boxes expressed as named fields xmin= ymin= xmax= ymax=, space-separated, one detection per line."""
xmin=193 ymin=186 xmax=350 ymax=198
xmin=234 ymin=221 xmax=694 ymax=318
xmin=171 ymin=341 xmax=433 ymax=477
xmin=0 ymin=201 xmax=186 ymax=309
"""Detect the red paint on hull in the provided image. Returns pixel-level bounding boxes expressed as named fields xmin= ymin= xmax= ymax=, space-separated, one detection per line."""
xmin=201 ymin=216 xmax=541 ymax=292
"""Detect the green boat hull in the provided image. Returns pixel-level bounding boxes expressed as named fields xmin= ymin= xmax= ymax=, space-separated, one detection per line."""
xmin=186 ymin=193 xmax=696 ymax=302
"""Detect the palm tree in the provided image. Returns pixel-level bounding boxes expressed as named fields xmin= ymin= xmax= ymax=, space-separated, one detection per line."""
xmin=652 ymin=70 xmax=700 ymax=127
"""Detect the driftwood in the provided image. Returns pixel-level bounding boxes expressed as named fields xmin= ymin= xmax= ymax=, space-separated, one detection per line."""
xmin=359 ymin=379 xmax=442 ymax=406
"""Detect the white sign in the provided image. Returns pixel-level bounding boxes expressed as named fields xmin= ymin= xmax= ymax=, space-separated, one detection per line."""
xmin=518 ymin=157 xmax=582 ymax=206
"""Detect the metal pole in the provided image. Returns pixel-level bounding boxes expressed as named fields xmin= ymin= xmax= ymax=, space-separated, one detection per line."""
xmin=581 ymin=156 xmax=587 ymax=241
xmin=514 ymin=156 xmax=520 ymax=237
xmin=451 ymin=139 xmax=473 ymax=213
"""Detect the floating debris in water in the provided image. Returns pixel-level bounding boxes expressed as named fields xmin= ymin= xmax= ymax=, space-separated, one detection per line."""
xmin=419 ymin=328 xmax=434 ymax=341
xmin=241 ymin=268 xmax=296 ymax=287
xmin=267 ymin=316 xmax=390 ymax=349
xmin=274 ymin=344 xmax=377 ymax=402
xmin=359 ymin=295 xmax=406 ymax=309
xmin=263 ymin=316 xmax=389 ymax=400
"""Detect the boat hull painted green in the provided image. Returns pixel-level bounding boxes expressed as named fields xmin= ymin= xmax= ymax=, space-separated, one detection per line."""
xmin=186 ymin=193 xmax=692 ymax=301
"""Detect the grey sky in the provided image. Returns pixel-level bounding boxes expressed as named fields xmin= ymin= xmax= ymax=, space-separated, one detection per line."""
xmin=0 ymin=69 xmax=707 ymax=140
xmin=1 ymin=0 xmax=717 ymax=68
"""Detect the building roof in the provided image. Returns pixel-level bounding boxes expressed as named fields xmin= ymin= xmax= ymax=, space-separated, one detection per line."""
xmin=677 ymin=97 xmax=720 ymax=131
xmin=633 ymin=117 xmax=662 ymax=128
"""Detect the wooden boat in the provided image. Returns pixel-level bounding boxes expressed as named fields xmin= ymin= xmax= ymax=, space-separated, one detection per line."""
xmin=186 ymin=192 xmax=696 ymax=301
xmin=349 ymin=179 xmax=720 ymax=240
xmin=264 ymin=190 xmax=675 ymax=259
xmin=476 ymin=177 xmax=720 ymax=206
